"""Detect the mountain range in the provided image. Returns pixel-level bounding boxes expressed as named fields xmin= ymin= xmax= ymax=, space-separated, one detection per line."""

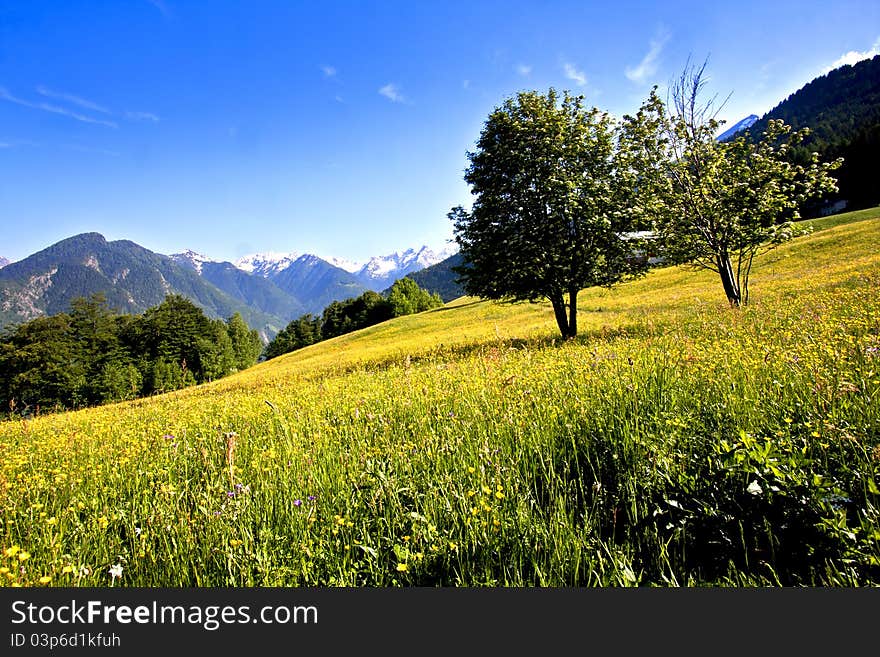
xmin=231 ymin=245 xmax=455 ymax=290
xmin=0 ymin=234 xmax=455 ymax=339
xmin=0 ymin=257 xmax=9 ymax=269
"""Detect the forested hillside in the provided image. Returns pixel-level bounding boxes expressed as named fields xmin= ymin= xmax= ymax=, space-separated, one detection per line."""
xmin=749 ymin=54 xmax=880 ymax=211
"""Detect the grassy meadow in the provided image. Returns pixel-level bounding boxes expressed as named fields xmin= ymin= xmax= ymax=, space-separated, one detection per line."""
xmin=1 ymin=209 xmax=879 ymax=586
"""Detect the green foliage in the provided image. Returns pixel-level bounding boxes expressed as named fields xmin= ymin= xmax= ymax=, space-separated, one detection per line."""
xmin=321 ymin=291 xmax=393 ymax=340
xmin=0 ymin=293 xmax=264 ymax=415
xmin=198 ymin=320 xmax=236 ymax=382
xmin=0 ymin=314 xmax=85 ymax=414
xmin=387 ymin=277 xmax=443 ymax=316
xmin=747 ymin=54 xmax=880 ymax=211
xmin=95 ymin=361 xmax=143 ymax=402
xmin=226 ymin=312 xmax=263 ymax=371
xmin=450 ymin=88 xmax=654 ymax=338
xmin=263 ymin=313 xmax=322 ymax=360
xmin=653 ymin=61 xmax=842 ymax=306
xmin=264 ymin=280 xmax=442 ymax=361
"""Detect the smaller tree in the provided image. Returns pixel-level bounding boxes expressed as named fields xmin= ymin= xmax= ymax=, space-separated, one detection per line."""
xmin=655 ymin=61 xmax=842 ymax=306
xmin=198 ymin=320 xmax=236 ymax=381
xmin=387 ymin=277 xmax=443 ymax=316
xmin=226 ymin=312 xmax=263 ymax=371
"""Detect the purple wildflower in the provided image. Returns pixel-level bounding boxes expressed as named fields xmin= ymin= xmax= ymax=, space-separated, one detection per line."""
xmin=293 ymin=499 xmax=302 ymax=507
xmin=308 ymin=495 xmax=317 ymax=502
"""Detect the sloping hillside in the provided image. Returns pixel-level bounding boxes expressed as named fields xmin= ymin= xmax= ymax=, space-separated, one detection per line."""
xmin=1 ymin=209 xmax=878 ymax=587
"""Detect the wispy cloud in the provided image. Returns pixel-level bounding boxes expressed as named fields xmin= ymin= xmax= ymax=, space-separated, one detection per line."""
xmin=563 ymin=62 xmax=587 ymax=87
xmin=0 ymin=86 xmax=118 ymax=128
xmin=126 ymin=111 xmax=161 ymax=122
xmin=462 ymin=79 xmax=471 ymax=89
xmin=625 ymin=27 xmax=671 ymax=84
xmin=147 ymin=0 xmax=170 ymax=18
xmin=36 ymin=86 xmax=110 ymax=114
xmin=379 ymin=83 xmax=406 ymax=103
xmin=322 ymin=65 xmax=337 ymax=78
xmin=823 ymin=36 xmax=880 ymax=73
xmin=516 ymin=64 xmax=532 ymax=76
xmin=0 ymin=142 xmax=10 ymax=148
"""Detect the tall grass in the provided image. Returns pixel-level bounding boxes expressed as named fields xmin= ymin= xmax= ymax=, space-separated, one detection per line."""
xmin=1 ymin=211 xmax=878 ymax=586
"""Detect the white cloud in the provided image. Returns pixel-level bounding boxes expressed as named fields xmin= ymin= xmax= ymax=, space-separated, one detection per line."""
xmin=625 ymin=27 xmax=671 ymax=84
xmin=563 ymin=62 xmax=587 ymax=86
xmin=0 ymin=142 xmax=10 ymax=148
xmin=322 ymin=65 xmax=337 ymax=77
xmin=0 ymin=87 xmax=118 ymax=128
xmin=462 ymin=79 xmax=471 ymax=89
xmin=516 ymin=64 xmax=532 ymax=76
xmin=125 ymin=111 xmax=161 ymax=122
xmin=823 ymin=37 xmax=880 ymax=73
xmin=379 ymin=83 xmax=406 ymax=103
xmin=36 ymin=86 xmax=110 ymax=114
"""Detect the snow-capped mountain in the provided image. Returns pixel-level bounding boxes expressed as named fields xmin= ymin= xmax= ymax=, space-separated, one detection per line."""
xmin=234 ymin=251 xmax=300 ymax=278
xmin=234 ymin=245 xmax=456 ymax=293
xmin=169 ymin=249 xmax=216 ymax=275
xmin=354 ymin=245 xmax=457 ymax=287
xmin=717 ymin=114 xmax=759 ymax=142
xmin=0 ymin=256 xmax=9 ymax=269
xmin=168 ymin=242 xmax=458 ymax=315
xmin=324 ymin=256 xmax=363 ymax=273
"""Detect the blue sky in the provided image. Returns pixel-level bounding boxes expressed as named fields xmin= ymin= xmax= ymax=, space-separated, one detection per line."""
xmin=1 ymin=0 xmax=878 ymax=264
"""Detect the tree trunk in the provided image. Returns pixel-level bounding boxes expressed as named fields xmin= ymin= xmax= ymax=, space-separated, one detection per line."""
xmin=550 ymin=295 xmax=570 ymax=338
xmin=567 ymin=287 xmax=578 ymax=339
xmin=717 ymin=254 xmax=741 ymax=306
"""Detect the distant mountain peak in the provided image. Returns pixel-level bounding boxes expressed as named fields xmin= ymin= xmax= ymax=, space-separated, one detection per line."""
xmin=0 ymin=256 xmax=9 ymax=269
xmin=323 ymin=256 xmax=363 ymax=273
xmin=355 ymin=245 xmax=456 ymax=284
xmin=717 ymin=114 xmax=759 ymax=142
xmin=234 ymin=251 xmax=300 ymax=277
xmin=170 ymin=249 xmax=216 ymax=275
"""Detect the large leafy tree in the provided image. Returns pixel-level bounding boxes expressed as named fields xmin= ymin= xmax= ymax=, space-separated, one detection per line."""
xmin=450 ymin=89 xmax=652 ymax=339
xmin=655 ymin=61 xmax=842 ymax=306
